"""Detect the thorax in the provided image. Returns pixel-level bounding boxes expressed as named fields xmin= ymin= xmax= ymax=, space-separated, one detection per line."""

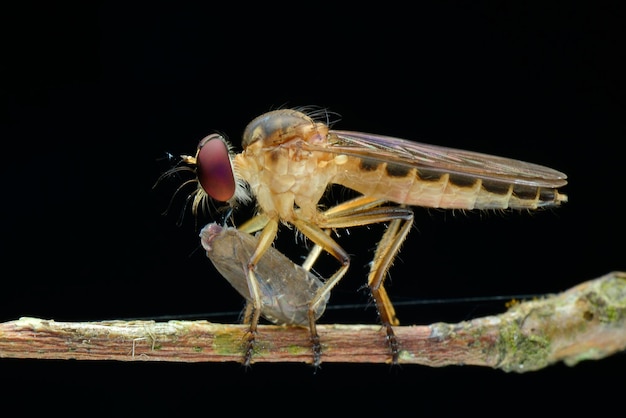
xmin=234 ymin=143 xmax=338 ymax=221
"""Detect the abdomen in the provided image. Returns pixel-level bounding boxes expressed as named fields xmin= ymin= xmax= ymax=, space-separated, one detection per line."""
xmin=333 ymin=157 xmax=567 ymax=210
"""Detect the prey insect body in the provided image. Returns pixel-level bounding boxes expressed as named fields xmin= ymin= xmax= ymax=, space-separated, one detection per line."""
xmin=201 ymin=222 xmax=329 ymax=327
xmin=162 ymin=108 xmax=568 ymax=367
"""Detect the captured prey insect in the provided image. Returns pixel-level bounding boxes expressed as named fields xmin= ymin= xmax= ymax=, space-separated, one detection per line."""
xmin=200 ymin=222 xmax=329 ymax=327
xmin=159 ymin=107 xmax=568 ymax=367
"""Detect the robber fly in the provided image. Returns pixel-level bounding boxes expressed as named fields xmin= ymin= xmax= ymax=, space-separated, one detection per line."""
xmin=159 ymin=107 xmax=567 ymax=367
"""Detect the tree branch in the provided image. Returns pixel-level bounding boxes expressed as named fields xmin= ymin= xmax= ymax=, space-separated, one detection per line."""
xmin=1 ymin=271 xmax=624 ymax=372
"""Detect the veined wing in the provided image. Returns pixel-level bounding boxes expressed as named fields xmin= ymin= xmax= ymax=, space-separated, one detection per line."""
xmin=319 ymin=130 xmax=567 ymax=188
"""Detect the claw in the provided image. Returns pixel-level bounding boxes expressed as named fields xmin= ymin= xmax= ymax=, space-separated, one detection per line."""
xmin=384 ymin=323 xmax=400 ymax=364
xmin=242 ymin=329 xmax=257 ymax=367
xmin=310 ymin=333 xmax=322 ymax=369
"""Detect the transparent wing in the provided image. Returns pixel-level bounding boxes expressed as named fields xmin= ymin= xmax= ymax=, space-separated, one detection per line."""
xmin=316 ymin=130 xmax=567 ymax=188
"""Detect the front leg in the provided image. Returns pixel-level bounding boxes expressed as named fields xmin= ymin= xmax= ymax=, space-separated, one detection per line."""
xmin=240 ymin=217 xmax=279 ymax=366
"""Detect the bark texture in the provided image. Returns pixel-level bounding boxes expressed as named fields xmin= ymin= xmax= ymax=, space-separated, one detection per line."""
xmin=1 ymin=272 xmax=624 ymax=372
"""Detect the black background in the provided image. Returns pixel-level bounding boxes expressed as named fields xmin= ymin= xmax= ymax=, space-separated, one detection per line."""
xmin=2 ymin=2 xmax=624 ymax=415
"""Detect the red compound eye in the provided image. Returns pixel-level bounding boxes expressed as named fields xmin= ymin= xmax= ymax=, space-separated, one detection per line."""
xmin=196 ymin=134 xmax=236 ymax=202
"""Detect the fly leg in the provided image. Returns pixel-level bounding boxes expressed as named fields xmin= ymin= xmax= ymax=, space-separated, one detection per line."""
xmin=314 ymin=196 xmax=414 ymax=364
xmin=291 ymin=219 xmax=350 ymax=368
xmin=301 ymin=228 xmax=331 ymax=273
xmin=233 ymin=213 xmax=278 ymax=366
xmin=365 ymin=209 xmax=413 ymax=364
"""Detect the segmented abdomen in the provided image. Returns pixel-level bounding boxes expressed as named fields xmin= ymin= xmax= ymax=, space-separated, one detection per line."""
xmin=333 ymin=157 xmax=567 ymax=210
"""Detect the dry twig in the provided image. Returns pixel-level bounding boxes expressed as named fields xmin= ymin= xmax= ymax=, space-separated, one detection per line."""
xmin=1 ymin=271 xmax=624 ymax=372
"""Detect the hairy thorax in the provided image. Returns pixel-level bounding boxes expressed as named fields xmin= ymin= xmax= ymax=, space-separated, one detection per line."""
xmin=234 ymin=119 xmax=339 ymax=222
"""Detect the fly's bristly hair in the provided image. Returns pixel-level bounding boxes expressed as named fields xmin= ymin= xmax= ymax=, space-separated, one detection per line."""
xmin=152 ymin=155 xmax=198 ymax=221
xmin=265 ymin=103 xmax=328 ymax=118
xmin=288 ymin=105 xmax=342 ymax=130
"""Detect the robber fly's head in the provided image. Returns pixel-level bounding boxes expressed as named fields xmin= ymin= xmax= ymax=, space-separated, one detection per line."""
xmin=190 ymin=133 xmax=237 ymax=202
xmin=154 ymin=133 xmax=250 ymax=224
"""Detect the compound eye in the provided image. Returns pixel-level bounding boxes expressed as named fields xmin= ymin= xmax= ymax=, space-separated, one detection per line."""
xmin=196 ymin=134 xmax=236 ymax=202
